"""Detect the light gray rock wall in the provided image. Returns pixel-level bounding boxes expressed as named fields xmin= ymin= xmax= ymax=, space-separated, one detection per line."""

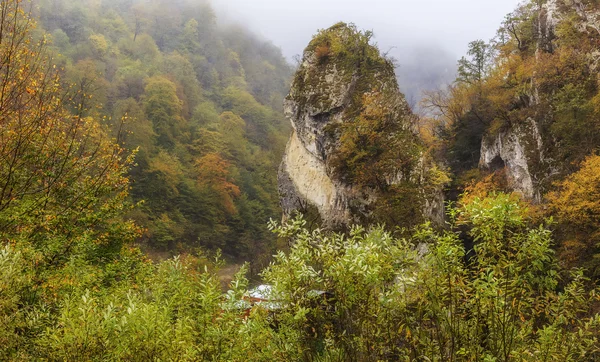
xmin=480 ymin=119 xmax=544 ymax=200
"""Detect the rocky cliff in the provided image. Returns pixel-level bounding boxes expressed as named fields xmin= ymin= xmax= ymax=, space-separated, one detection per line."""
xmin=480 ymin=119 xmax=547 ymax=201
xmin=479 ymin=0 xmax=600 ymax=200
xmin=279 ymin=23 xmax=444 ymax=229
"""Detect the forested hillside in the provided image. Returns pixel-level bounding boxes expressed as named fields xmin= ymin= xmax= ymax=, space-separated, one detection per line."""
xmin=423 ymin=0 xmax=600 ymax=279
xmin=32 ymin=0 xmax=292 ymax=261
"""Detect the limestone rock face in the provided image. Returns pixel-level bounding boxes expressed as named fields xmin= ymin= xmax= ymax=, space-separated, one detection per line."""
xmin=480 ymin=119 xmax=546 ymax=201
xmin=278 ymin=23 xmax=442 ymax=228
xmin=279 ymin=130 xmax=350 ymax=226
xmin=540 ymin=0 xmax=600 ymax=53
xmin=538 ymin=0 xmax=560 ymax=52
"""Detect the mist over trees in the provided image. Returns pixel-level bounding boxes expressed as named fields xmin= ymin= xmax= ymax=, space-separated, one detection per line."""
xmin=29 ymin=0 xmax=293 ymax=264
xmin=25 ymin=0 xmax=459 ymax=262
xmin=394 ymin=46 xmax=457 ymax=109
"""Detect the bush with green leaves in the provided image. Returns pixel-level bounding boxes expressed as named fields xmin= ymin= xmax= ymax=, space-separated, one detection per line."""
xmin=263 ymin=193 xmax=600 ymax=361
xmin=3 ymin=193 xmax=599 ymax=361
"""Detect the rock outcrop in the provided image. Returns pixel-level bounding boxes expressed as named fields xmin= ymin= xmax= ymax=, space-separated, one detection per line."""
xmin=480 ymin=118 xmax=546 ymax=201
xmin=479 ymin=0 xmax=600 ymax=200
xmin=279 ymin=23 xmax=444 ymax=228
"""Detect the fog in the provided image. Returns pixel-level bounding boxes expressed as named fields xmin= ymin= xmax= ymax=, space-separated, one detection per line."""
xmin=212 ymin=0 xmax=521 ymax=103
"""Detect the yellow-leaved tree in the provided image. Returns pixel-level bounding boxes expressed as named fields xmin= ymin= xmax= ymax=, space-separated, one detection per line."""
xmin=547 ymin=155 xmax=600 ymax=277
xmin=0 ymin=0 xmax=140 ymax=355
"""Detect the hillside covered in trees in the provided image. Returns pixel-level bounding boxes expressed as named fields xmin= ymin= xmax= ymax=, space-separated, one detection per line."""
xmin=1 ymin=0 xmax=600 ymax=360
xmin=422 ymin=0 xmax=600 ymax=279
xmin=33 ymin=0 xmax=293 ymax=263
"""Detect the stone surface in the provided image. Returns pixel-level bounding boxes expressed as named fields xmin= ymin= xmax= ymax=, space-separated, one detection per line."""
xmin=480 ymin=118 xmax=544 ymax=201
xmin=279 ymin=130 xmax=350 ymax=226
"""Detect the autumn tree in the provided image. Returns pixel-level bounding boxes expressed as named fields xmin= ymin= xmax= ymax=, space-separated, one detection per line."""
xmin=547 ymin=155 xmax=600 ymax=277
xmin=0 ymin=0 xmax=137 ymax=256
xmin=180 ymin=18 xmax=201 ymax=54
xmin=113 ymin=63 xmax=148 ymax=101
xmin=196 ymin=153 xmax=241 ymax=217
xmin=0 ymin=1 xmax=139 ymax=355
xmin=221 ymin=86 xmax=274 ymax=147
xmin=130 ymin=2 xmax=149 ymax=42
xmin=497 ymin=3 xmax=538 ymax=54
xmin=217 ymin=111 xmax=247 ymax=160
xmin=64 ymin=59 xmax=109 ymax=117
xmin=162 ymin=52 xmax=202 ymax=118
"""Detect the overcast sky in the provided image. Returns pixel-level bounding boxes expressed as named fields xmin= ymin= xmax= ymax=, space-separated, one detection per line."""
xmin=212 ymin=0 xmax=522 ymax=62
xmin=211 ymin=0 xmax=522 ymax=104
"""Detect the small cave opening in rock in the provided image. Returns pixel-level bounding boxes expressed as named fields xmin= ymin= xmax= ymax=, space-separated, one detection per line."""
xmin=313 ymin=112 xmax=331 ymax=123
xmin=489 ymin=155 xmax=506 ymax=172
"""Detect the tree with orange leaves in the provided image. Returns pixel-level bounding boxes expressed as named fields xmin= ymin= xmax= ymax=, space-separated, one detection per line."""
xmin=547 ymin=155 xmax=600 ymax=277
xmin=196 ymin=153 xmax=241 ymax=218
xmin=0 ymin=0 xmax=142 ymax=356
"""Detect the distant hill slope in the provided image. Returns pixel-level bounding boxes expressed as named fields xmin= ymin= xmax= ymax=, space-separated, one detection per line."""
xmin=34 ymin=0 xmax=293 ymax=262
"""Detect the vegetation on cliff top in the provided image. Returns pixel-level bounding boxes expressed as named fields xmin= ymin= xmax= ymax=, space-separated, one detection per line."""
xmin=423 ymin=0 xmax=600 ymax=278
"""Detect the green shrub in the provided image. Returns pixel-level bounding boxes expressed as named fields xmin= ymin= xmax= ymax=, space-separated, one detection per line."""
xmin=263 ymin=193 xmax=600 ymax=361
